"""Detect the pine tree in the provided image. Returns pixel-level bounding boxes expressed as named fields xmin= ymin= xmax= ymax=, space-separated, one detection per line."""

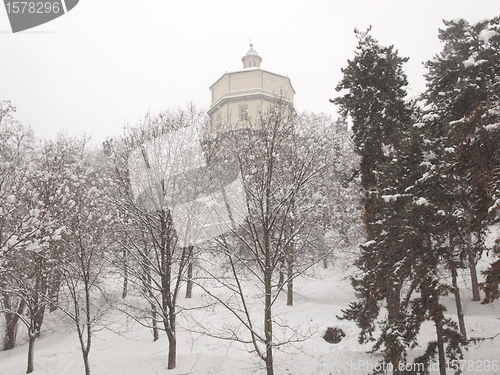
xmin=333 ymin=27 xmax=471 ymax=373
xmin=423 ymin=17 xmax=500 ymax=302
xmin=332 ymin=28 xmax=417 ymax=371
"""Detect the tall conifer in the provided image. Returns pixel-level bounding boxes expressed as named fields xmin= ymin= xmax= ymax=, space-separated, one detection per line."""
xmin=423 ymin=17 xmax=500 ymax=302
xmin=332 ymin=28 xmax=416 ymax=371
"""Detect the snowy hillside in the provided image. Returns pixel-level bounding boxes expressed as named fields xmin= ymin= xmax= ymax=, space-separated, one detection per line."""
xmin=1 ymin=253 xmax=499 ymax=375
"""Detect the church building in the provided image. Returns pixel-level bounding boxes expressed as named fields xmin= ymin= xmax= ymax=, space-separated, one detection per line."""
xmin=208 ymin=44 xmax=295 ymax=132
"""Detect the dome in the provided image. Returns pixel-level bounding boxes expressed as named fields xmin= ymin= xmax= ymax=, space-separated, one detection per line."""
xmin=244 ymin=43 xmax=260 ymax=57
xmin=242 ymin=43 xmax=262 ymax=69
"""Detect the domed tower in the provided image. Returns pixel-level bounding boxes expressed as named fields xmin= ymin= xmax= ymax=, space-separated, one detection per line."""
xmin=241 ymin=43 xmax=262 ymax=69
xmin=208 ymin=44 xmax=295 ymax=133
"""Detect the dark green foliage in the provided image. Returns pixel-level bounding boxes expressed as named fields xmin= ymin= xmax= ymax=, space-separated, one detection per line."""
xmin=333 ymin=27 xmax=424 ymax=370
xmin=424 ymin=17 xmax=500 ymax=303
xmin=333 ymin=23 xmax=483 ymax=373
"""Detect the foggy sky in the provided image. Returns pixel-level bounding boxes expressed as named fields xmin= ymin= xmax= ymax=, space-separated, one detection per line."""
xmin=1 ymin=0 xmax=499 ymax=143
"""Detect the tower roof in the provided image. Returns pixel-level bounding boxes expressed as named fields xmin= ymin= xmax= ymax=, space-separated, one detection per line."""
xmin=244 ymin=43 xmax=260 ymax=57
xmin=242 ymin=43 xmax=262 ymax=69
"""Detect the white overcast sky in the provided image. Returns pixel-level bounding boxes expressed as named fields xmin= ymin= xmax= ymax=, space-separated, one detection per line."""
xmin=1 ymin=1 xmax=499 ymax=143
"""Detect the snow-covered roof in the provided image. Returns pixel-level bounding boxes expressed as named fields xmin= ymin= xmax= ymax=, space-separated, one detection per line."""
xmin=244 ymin=43 xmax=260 ymax=57
xmin=209 ymin=68 xmax=295 ymax=94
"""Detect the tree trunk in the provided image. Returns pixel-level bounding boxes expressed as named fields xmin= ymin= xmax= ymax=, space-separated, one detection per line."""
xmin=286 ymin=243 xmax=293 ymax=305
xmin=320 ymin=227 xmax=330 ymax=269
xmin=142 ymin=237 xmax=159 ymax=341
xmin=264 ymin=242 xmax=274 ymax=375
xmin=3 ymin=315 xmax=19 ymax=351
xmin=160 ymin=209 xmax=176 ymax=370
xmin=185 ymin=246 xmax=194 ymax=299
xmin=435 ymin=321 xmax=447 ymax=375
xmin=48 ymin=271 xmax=62 ymax=312
xmin=277 ymin=254 xmax=285 ymax=290
xmin=165 ymin=308 xmax=176 ymax=369
xmin=426 ymin=283 xmax=446 ymax=375
xmin=76 ymin=324 xmax=92 ymax=375
xmin=386 ymin=282 xmax=400 ymax=323
xmin=286 ymin=278 xmax=293 ymax=306
xmin=185 ymin=261 xmax=193 ymax=299
xmin=151 ymin=303 xmax=159 ymax=342
xmin=146 ymin=268 xmax=159 ymax=341
xmin=167 ymin=332 xmax=176 ymax=370
xmin=83 ymin=350 xmax=91 ymax=375
xmin=265 ymin=346 xmax=274 ymax=375
xmin=264 ymin=270 xmax=274 ymax=375
xmin=82 ymin=328 xmax=92 ymax=374
xmin=34 ymin=304 xmax=46 ymax=339
xmin=468 ymin=251 xmax=480 ymax=301
xmin=28 ymin=304 xmax=45 ymax=374
xmin=34 ymin=253 xmax=48 ymax=337
xmin=286 ymin=215 xmax=294 ymax=306
xmin=122 ymin=248 xmax=128 ymax=299
xmin=3 ymin=298 xmax=25 ymax=350
xmin=26 ymin=334 xmax=36 ymax=373
xmin=81 ymin=249 xmax=93 ymax=375
xmin=464 ymin=214 xmax=480 ymax=302
xmin=451 ymin=265 xmax=467 ymax=339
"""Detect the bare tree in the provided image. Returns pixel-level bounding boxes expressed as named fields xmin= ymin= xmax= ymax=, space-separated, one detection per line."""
xmin=295 ymin=114 xmax=363 ymax=270
xmin=1 ymin=115 xmax=89 ymax=375
xmin=0 ymin=101 xmax=37 ymax=353
xmin=54 ymin=139 xmax=112 ymax=375
xmin=17 ymin=136 xmax=86 ymax=373
xmin=0 ymin=251 xmax=53 ymax=373
xmin=106 ymin=107 xmax=210 ymax=369
xmin=192 ymin=101 xmax=330 ymax=375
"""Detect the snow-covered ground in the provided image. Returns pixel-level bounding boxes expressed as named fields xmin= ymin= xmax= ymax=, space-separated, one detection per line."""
xmin=1 ymin=254 xmax=499 ymax=375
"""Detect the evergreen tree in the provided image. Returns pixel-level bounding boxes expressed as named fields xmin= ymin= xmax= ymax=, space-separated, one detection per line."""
xmin=333 ymin=27 xmax=469 ymax=374
xmin=332 ymin=28 xmax=417 ymax=371
xmin=423 ymin=17 xmax=500 ymax=302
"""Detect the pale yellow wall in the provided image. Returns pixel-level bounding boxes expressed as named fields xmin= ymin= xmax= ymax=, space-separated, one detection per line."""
xmin=211 ymin=75 xmax=229 ymax=104
xmin=210 ymin=98 xmax=288 ymax=134
xmin=209 ymin=68 xmax=294 ymax=133
xmin=211 ymin=99 xmax=270 ymax=124
xmin=261 ymin=72 xmax=294 ymax=101
xmin=211 ymin=70 xmax=294 ymax=105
